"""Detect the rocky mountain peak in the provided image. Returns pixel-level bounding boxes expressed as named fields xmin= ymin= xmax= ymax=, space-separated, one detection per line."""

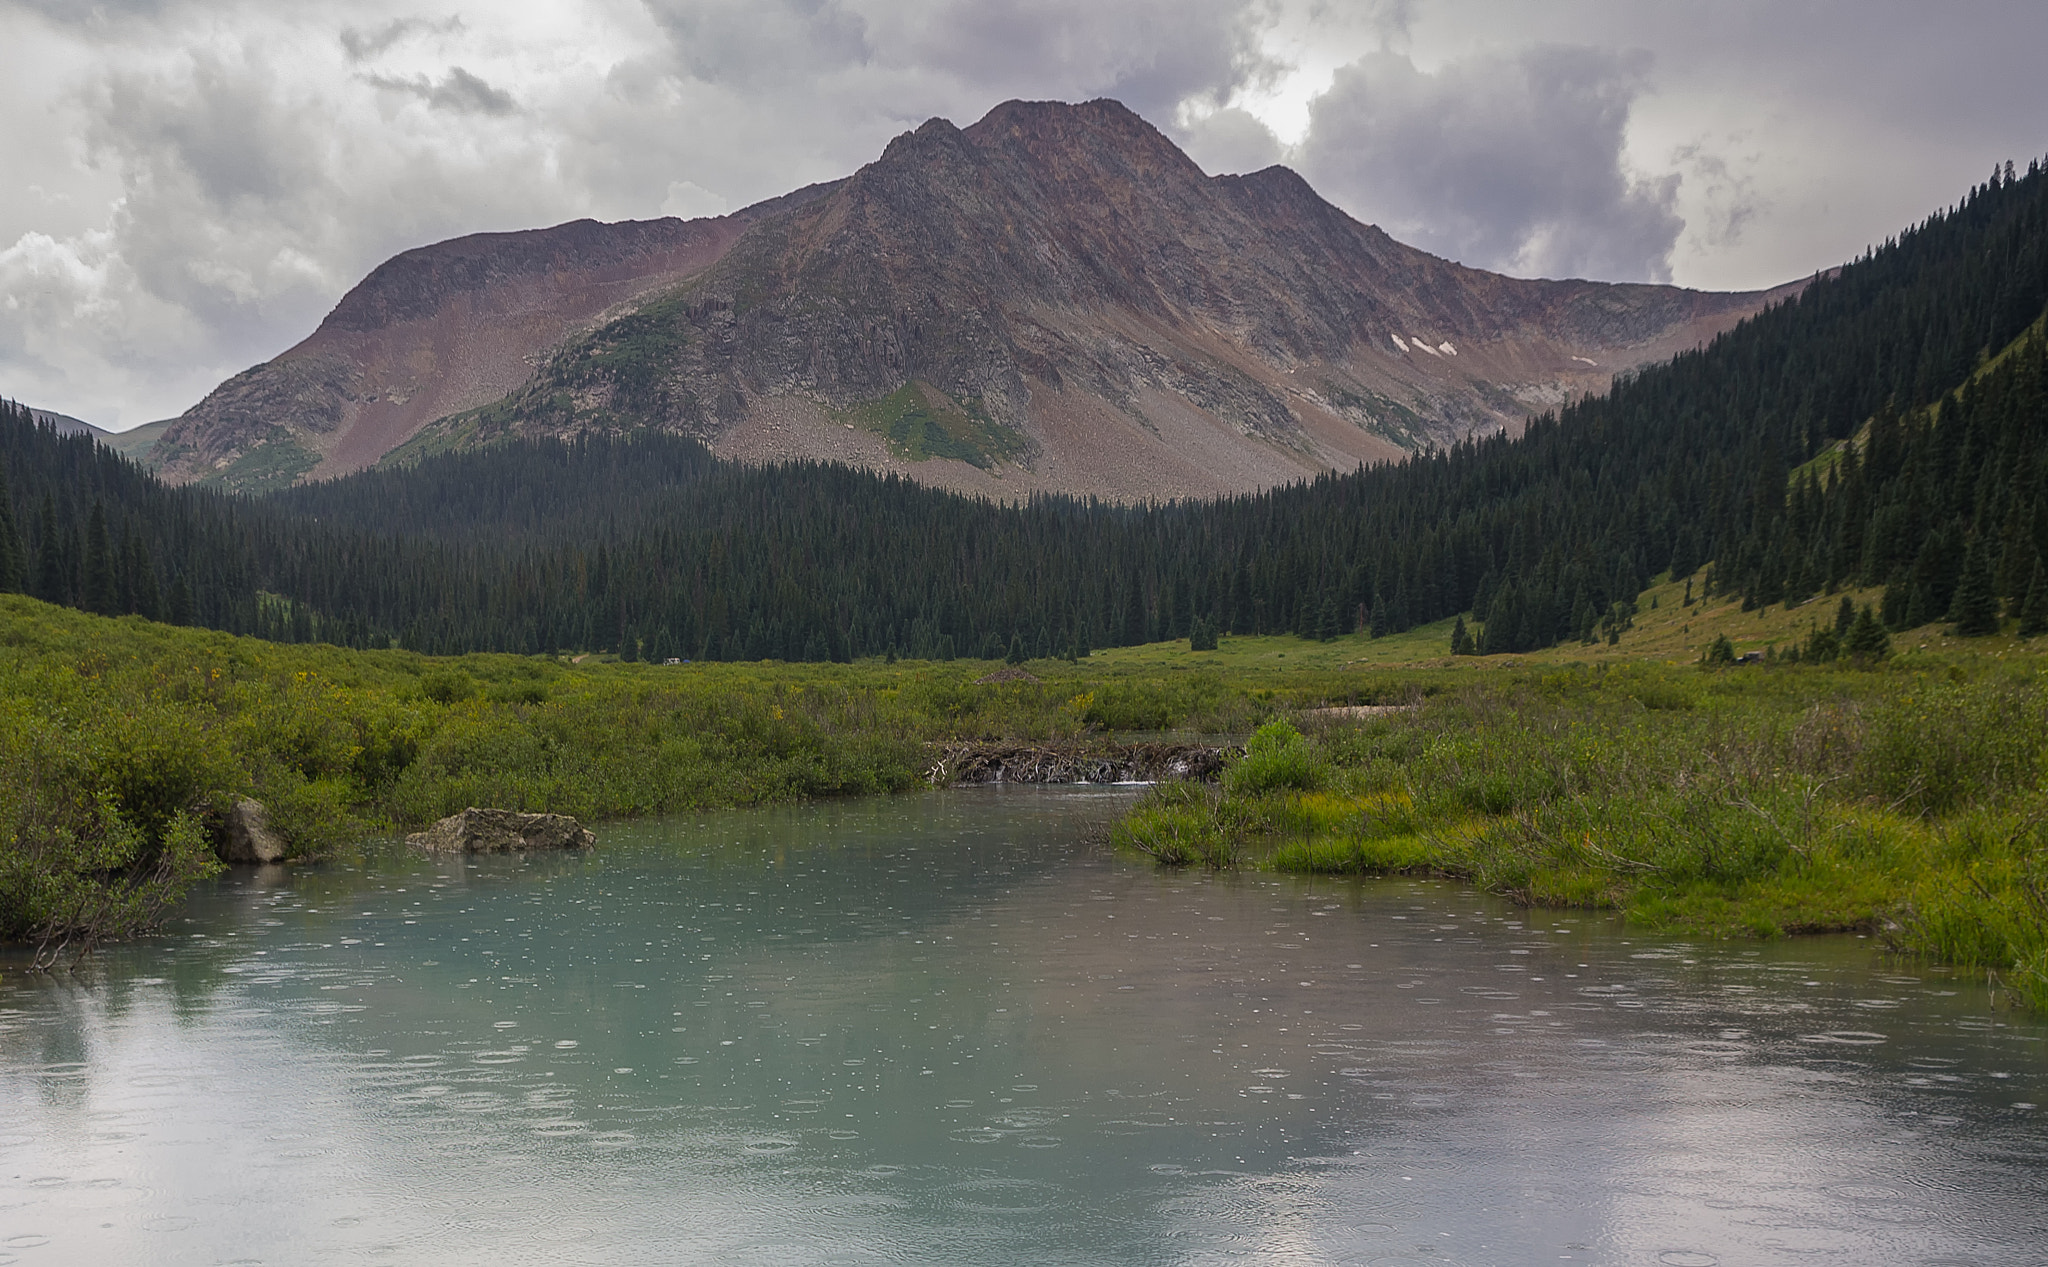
xmin=156 ymin=98 xmax=1799 ymax=502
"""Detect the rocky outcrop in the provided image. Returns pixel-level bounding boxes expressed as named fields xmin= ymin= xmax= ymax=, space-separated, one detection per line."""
xmin=406 ymin=807 xmax=596 ymax=853
xmin=221 ymin=798 xmax=288 ymax=864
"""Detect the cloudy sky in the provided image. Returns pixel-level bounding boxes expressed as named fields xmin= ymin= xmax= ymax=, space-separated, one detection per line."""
xmin=3 ymin=0 xmax=2044 ymax=430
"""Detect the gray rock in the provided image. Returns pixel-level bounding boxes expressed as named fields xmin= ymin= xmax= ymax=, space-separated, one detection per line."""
xmin=406 ymin=807 xmax=596 ymax=854
xmin=222 ymin=798 xmax=288 ymax=864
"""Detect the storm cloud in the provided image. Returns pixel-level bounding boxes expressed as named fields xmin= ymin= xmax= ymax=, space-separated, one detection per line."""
xmin=1 ymin=0 xmax=2044 ymax=429
xmin=1297 ymin=46 xmax=1682 ymax=282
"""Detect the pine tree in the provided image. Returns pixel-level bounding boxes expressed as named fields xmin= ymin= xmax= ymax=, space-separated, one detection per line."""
xmin=0 ymin=466 xmax=19 ymax=592
xmin=82 ymin=502 xmax=116 ymax=615
xmin=1449 ymin=615 xmax=1473 ymax=656
xmin=1844 ymin=604 xmax=1892 ymax=659
xmin=1315 ymin=594 xmax=1340 ymax=641
xmin=167 ymin=573 xmax=193 ymax=626
xmin=1189 ymin=615 xmax=1218 ymax=651
xmin=2019 ymin=563 xmax=2048 ymax=638
xmin=1948 ymin=534 xmax=2001 ymax=636
xmin=33 ymin=495 xmax=65 ymax=604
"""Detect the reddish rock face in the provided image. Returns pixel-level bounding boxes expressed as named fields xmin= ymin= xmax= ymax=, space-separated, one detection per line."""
xmin=158 ymin=99 xmax=1798 ymax=502
xmin=154 ymin=182 xmax=840 ymax=486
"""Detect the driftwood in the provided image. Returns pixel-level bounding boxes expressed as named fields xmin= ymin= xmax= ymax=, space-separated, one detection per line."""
xmin=926 ymin=740 xmax=1234 ymax=786
xmin=1299 ymin=704 xmax=1418 ymax=721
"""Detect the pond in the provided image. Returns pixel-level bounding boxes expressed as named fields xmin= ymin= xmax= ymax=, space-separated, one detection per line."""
xmin=2 ymin=786 xmax=2044 ymax=1265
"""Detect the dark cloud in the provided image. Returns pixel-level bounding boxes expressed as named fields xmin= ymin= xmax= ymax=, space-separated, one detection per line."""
xmin=641 ymin=0 xmax=872 ymax=90
xmin=890 ymin=0 xmax=1269 ymax=118
xmin=1298 ymin=45 xmax=1682 ymax=282
xmin=363 ymin=66 xmax=517 ymax=115
xmin=1178 ymin=106 xmax=1283 ymax=175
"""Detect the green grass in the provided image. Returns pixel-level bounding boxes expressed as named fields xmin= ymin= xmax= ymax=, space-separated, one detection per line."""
xmin=839 ymin=381 xmax=1026 ymax=469
xmin=11 ymin=584 xmax=2048 ymax=1004
xmin=0 ymin=595 xmax=1358 ymax=950
xmin=98 ymin=418 xmax=172 ymax=465
xmin=199 ymin=430 xmax=321 ymax=494
xmin=1114 ymin=663 xmax=2048 ymax=1010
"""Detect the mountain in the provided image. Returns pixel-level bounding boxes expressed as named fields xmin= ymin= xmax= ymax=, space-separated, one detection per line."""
xmin=96 ymin=418 xmax=174 ymax=461
xmin=151 ymin=182 xmax=841 ymax=492
xmin=22 ymin=408 xmax=172 ymax=462
xmin=27 ymin=407 xmax=109 ymax=441
xmin=5 ymin=157 xmax=2043 ymax=661
xmin=156 ymin=100 xmax=1795 ymax=500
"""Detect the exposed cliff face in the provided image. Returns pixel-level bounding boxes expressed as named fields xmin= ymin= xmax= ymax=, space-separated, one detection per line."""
xmin=161 ymin=99 xmax=1796 ymax=499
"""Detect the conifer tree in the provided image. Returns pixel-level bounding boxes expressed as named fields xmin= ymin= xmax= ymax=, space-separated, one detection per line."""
xmin=33 ymin=495 xmax=64 ymax=604
xmin=0 ymin=466 xmax=19 ymax=592
xmin=1449 ymin=615 xmax=1473 ymax=655
xmin=82 ymin=502 xmax=116 ymax=615
xmin=167 ymin=573 xmax=193 ymax=626
xmin=2019 ymin=563 xmax=2048 ymax=638
xmin=1844 ymin=604 xmax=1892 ymax=659
xmin=1948 ymin=534 xmax=2001 ymax=636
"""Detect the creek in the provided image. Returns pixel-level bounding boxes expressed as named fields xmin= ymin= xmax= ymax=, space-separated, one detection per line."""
xmin=2 ymin=786 xmax=2044 ymax=1265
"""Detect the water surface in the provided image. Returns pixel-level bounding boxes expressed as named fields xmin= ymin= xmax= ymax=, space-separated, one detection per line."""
xmin=2 ymin=786 xmax=2044 ymax=1265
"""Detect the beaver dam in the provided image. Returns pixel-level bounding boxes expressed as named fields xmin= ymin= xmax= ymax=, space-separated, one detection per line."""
xmin=925 ymin=739 xmax=1235 ymax=786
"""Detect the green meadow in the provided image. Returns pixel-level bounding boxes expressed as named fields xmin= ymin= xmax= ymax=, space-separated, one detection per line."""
xmin=1113 ymin=654 xmax=2048 ymax=1012
xmin=6 ymin=588 xmax=2047 ymax=1011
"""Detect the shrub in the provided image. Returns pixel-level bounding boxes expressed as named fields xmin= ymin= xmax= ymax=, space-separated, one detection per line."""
xmin=1223 ymin=721 xmax=1325 ymax=796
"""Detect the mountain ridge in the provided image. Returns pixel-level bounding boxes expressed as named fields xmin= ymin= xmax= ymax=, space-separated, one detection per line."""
xmin=157 ymin=98 xmax=1798 ymax=499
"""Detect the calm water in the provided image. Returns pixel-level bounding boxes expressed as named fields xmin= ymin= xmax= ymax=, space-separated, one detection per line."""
xmin=1 ymin=786 xmax=2044 ymax=1266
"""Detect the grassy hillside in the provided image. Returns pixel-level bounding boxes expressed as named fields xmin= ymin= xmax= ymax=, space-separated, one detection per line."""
xmin=1089 ymin=568 xmax=2034 ymax=673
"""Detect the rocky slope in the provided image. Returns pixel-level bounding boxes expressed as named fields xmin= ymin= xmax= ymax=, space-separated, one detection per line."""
xmin=153 ymin=182 xmax=840 ymax=489
xmin=161 ymin=99 xmax=1798 ymax=500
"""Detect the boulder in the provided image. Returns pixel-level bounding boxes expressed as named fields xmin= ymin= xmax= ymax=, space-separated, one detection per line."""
xmin=222 ymin=798 xmax=288 ymax=864
xmin=406 ymin=807 xmax=596 ymax=853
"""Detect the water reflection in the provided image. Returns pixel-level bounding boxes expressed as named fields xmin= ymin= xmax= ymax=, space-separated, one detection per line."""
xmin=1 ymin=786 xmax=2043 ymax=1265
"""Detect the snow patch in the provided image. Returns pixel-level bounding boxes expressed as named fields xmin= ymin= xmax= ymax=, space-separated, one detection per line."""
xmin=1437 ymin=341 xmax=1457 ymax=357
xmin=1571 ymin=355 xmax=1598 ymax=366
xmin=1391 ymin=334 xmax=1408 ymax=352
xmin=1411 ymin=336 xmax=1441 ymax=357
